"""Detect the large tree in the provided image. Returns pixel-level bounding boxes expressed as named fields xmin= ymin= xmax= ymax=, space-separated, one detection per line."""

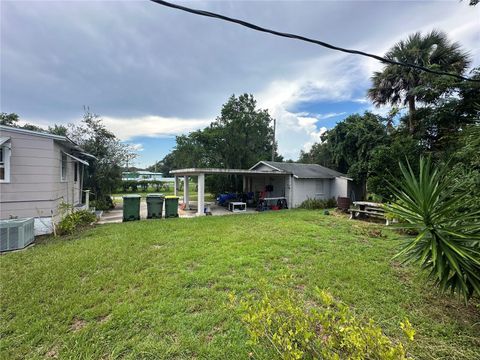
xmin=368 ymin=30 xmax=470 ymax=134
xmin=68 ymin=111 xmax=135 ymax=209
xmin=153 ymin=94 xmax=279 ymax=193
xmin=300 ymin=112 xmax=388 ymax=197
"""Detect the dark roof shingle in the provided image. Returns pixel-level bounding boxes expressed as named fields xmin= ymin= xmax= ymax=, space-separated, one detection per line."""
xmin=256 ymin=161 xmax=346 ymax=179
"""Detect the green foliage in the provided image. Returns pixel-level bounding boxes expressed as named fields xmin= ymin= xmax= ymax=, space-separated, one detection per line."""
xmin=1 ymin=112 xmax=62 ymax=134
xmin=90 ymin=196 xmax=115 ymax=211
xmin=300 ymin=112 xmax=388 ymax=198
xmin=231 ymin=288 xmax=413 ymax=360
xmin=120 ymin=180 xmax=168 ymax=193
xmin=367 ymin=135 xmax=421 ymax=200
xmin=154 ymin=94 xmax=280 ymax=193
xmin=368 ymin=30 xmax=470 ymax=133
xmin=388 ymin=157 xmax=480 ymax=300
xmin=448 ymin=123 xmax=480 ymax=213
xmin=0 ymin=112 xmax=20 ymax=126
xmin=299 ymin=197 xmax=336 ymax=210
xmin=68 ymin=110 xmax=136 ymax=200
xmin=138 ymin=180 xmax=149 ymax=192
xmin=57 ymin=210 xmax=96 ymax=236
xmin=47 ymin=124 xmax=68 ymax=136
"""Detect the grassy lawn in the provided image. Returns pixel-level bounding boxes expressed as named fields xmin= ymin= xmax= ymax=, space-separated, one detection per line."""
xmin=1 ymin=210 xmax=479 ymax=359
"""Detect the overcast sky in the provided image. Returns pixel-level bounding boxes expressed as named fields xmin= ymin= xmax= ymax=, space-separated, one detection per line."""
xmin=1 ymin=0 xmax=479 ymax=167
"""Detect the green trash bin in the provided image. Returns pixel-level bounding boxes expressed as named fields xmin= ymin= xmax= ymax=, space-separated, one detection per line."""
xmin=164 ymin=196 xmax=179 ymax=218
xmin=123 ymin=194 xmax=141 ymax=221
xmin=146 ymin=193 xmax=164 ymax=219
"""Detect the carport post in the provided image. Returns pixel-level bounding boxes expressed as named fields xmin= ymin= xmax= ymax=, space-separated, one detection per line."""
xmin=197 ymin=173 xmax=205 ymax=216
xmin=183 ymin=176 xmax=190 ymax=210
xmin=174 ymin=176 xmax=179 ymax=196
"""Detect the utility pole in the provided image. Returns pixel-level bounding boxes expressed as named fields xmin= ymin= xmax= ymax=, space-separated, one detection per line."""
xmin=271 ymin=118 xmax=276 ymax=161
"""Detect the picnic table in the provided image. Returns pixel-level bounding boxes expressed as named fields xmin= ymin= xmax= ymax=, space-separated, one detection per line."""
xmin=348 ymin=201 xmax=391 ymax=225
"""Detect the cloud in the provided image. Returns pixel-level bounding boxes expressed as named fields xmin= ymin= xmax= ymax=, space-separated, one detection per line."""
xmin=101 ymin=116 xmax=213 ymax=141
xmin=130 ymin=143 xmax=144 ymax=152
xmin=2 ymin=0 xmax=478 ymax=164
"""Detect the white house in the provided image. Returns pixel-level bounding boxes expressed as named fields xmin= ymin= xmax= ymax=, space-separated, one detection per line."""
xmin=170 ymin=161 xmax=354 ymax=216
xmin=248 ymin=161 xmax=353 ymax=207
xmin=0 ymin=125 xmax=93 ymax=235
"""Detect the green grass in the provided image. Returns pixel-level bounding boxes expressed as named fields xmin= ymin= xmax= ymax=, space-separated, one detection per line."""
xmin=1 ymin=211 xmax=479 ymax=359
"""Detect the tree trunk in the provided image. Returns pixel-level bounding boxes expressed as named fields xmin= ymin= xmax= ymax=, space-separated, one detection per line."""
xmin=408 ymin=97 xmax=416 ymax=134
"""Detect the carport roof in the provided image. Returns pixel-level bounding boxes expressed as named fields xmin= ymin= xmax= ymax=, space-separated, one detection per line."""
xmin=170 ymin=168 xmax=289 ymax=176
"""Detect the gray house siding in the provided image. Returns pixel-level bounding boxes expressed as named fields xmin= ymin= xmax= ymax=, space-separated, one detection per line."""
xmin=0 ymin=129 xmax=57 ymax=219
xmin=0 ymin=128 xmax=86 ymax=234
xmin=248 ymin=161 xmax=351 ymax=208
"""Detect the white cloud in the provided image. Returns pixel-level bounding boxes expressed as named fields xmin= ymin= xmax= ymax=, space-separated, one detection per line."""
xmin=101 ymin=115 xmax=213 ymax=140
xmin=255 ymin=53 xmax=371 ymax=160
xmin=3 ymin=0 xmax=478 ymax=165
xmin=130 ymin=143 xmax=144 ymax=152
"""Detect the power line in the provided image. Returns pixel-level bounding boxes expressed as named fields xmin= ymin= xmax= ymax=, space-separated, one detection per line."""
xmin=149 ymin=0 xmax=479 ymax=83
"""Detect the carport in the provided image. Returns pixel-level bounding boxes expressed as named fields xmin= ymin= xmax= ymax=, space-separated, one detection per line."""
xmin=169 ymin=168 xmax=289 ymax=216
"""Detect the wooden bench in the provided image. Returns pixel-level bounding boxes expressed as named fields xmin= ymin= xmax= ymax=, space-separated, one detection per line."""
xmin=348 ymin=201 xmax=391 ymax=225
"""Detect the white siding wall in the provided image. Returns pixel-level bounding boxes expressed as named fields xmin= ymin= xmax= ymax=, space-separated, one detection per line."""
xmin=51 ymin=142 xmax=82 ymax=207
xmin=331 ymin=177 xmax=349 ymax=199
xmin=0 ymin=130 xmax=81 ymax=233
xmin=253 ymin=163 xmax=278 ymax=172
xmin=291 ymin=178 xmax=335 ymax=207
xmin=0 ymin=130 xmax=57 ymax=219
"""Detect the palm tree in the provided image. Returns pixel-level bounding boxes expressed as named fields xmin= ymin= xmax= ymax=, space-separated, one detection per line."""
xmin=368 ymin=30 xmax=470 ymax=134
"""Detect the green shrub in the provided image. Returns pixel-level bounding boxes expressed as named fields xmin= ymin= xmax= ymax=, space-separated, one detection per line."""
xmin=91 ymin=196 xmax=115 ymax=211
xmin=230 ymin=288 xmax=413 ymax=360
xmin=299 ymin=198 xmax=336 ymax=210
xmin=325 ymin=197 xmax=337 ymax=208
xmin=388 ymin=157 xmax=480 ymax=301
xmin=151 ymin=180 xmax=163 ymax=192
xmin=299 ymin=198 xmax=326 ymax=210
xmin=57 ymin=210 xmax=97 ymax=236
xmin=138 ymin=180 xmax=149 ymax=192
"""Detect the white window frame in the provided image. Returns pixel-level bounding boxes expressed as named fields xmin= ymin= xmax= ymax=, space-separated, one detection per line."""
xmin=315 ymin=179 xmax=325 ymax=199
xmin=0 ymin=145 xmax=11 ymax=183
xmin=61 ymin=151 xmax=68 ymax=182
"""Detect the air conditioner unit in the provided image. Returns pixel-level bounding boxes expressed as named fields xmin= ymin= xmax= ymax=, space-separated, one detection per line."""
xmin=0 ymin=218 xmax=35 ymax=252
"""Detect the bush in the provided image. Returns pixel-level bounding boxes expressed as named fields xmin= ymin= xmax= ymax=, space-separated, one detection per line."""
xmin=299 ymin=198 xmax=336 ymax=210
xmin=325 ymin=197 xmax=337 ymax=208
xmin=387 ymin=157 xmax=480 ymax=301
xmin=138 ymin=180 xmax=149 ymax=192
xmin=230 ymin=288 xmax=413 ymax=360
xmin=151 ymin=180 xmax=163 ymax=192
xmin=91 ymin=195 xmax=115 ymax=211
xmin=57 ymin=210 xmax=97 ymax=236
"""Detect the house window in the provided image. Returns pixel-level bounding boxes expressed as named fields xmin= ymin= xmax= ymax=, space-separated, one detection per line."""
xmin=0 ymin=146 xmax=10 ymax=182
xmin=61 ymin=152 xmax=67 ymax=181
xmin=0 ymin=147 xmax=5 ymax=180
xmin=316 ymin=179 xmax=324 ymax=193
xmin=74 ymin=162 xmax=78 ymax=182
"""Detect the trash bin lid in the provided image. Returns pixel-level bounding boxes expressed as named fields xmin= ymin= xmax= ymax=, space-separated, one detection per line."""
xmin=123 ymin=194 xmax=141 ymax=198
xmin=165 ymin=196 xmax=179 ymax=199
xmin=147 ymin=193 xmax=164 ymax=198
